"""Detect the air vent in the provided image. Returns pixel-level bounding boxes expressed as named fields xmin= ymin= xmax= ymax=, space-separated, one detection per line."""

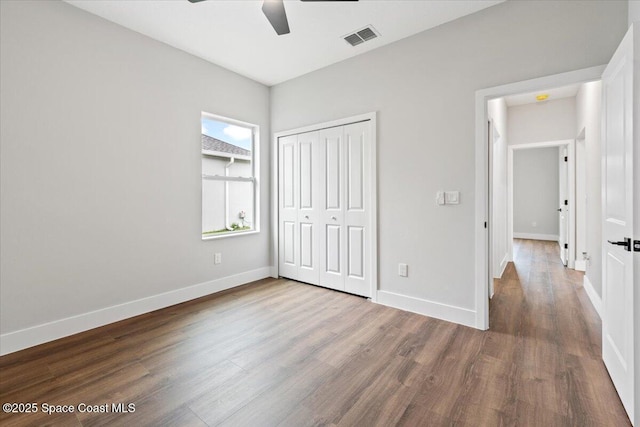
xmin=344 ymin=33 xmax=364 ymax=47
xmin=343 ymin=25 xmax=379 ymax=47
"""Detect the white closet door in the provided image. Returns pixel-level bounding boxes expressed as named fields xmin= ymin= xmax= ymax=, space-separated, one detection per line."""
xmin=297 ymin=131 xmax=320 ymax=285
xmin=319 ymin=126 xmax=346 ymax=291
xmin=279 ymin=120 xmax=372 ymax=298
xmin=278 ymin=134 xmax=298 ymax=279
xmin=344 ymin=122 xmax=370 ymax=297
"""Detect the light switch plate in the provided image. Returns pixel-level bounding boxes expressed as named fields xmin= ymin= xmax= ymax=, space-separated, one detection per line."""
xmin=445 ymin=191 xmax=460 ymax=204
xmin=398 ymin=263 xmax=408 ymax=277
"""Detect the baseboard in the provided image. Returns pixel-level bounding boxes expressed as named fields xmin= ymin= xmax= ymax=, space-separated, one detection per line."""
xmin=574 ymin=260 xmax=587 ymax=272
xmin=0 ymin=267 xmax=272 ymax=356
xmin=582 ymin=274 xmax=602 ymax=318
xmin=376 ymin=290 xmax=476 ymax=328
xmin=513 ymin=232 xmax=559 ymax=241
xmin=494 ymin=253 xmax=508 ymax=279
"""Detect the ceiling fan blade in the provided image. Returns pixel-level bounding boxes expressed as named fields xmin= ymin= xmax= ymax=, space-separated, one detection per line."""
xmin=187 ymin=0 xmax=207 ymax=3
xmin=262 ymin=0 xmax=290 ymax=35
xmin=300 ymin=0 xmax=358 ymax=2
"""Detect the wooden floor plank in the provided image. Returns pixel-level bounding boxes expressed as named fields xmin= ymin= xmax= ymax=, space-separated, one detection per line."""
xmin=0 ymin=239 xmax=631 ymax=426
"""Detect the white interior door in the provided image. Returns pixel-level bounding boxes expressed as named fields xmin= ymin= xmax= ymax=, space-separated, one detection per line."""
xmin=278 ymin=135 xmax=299 ymax=279
xmin=278 ymin=119 xmax=373 ymax=298
xmin=601 ymin=24 xmax=635 ymax=424
xmin=343 ymin=122 xmax=370 ymax=297
xmin=297 ymin=131 xmax=321 ymax=285
xmin=559 ymin=147 xmax=569 ymax=266
xmin=319 ymin=126 xmax=346 ymax=291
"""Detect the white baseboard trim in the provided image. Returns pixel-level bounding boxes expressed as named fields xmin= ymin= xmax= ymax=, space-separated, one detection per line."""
xmin=376 ymin=290 xmax=476 ymax=328
xmin=0 ymin=267 xmax=272 ymax=356
xmin=574 ymin=260 xmax=587 ymax=272
xmin=513 ymin=232 xmax=559 ymax=241
xmin=582 ymin=274 xmax=602 ymax=318
xmin=494 ymin=253 xmax=509 ymax=279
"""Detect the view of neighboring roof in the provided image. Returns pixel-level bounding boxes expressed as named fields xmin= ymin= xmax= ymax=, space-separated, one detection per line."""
xmin=201 ymin=134 xmax=251 ymax=157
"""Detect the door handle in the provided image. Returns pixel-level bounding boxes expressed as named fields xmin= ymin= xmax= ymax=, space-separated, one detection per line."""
xmin=304 ymin=215 xmax=309 ymax=219
xmin=557 ymin=208 xmax=562 ymax=212
xmin=331 ymin=216 xmax=337 ymax=220
xmin=608 ymin=237 xmax=631 ymax=251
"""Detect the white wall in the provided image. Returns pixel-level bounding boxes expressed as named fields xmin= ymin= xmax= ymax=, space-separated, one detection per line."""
xmin=512 ymin=148 xmax=560 ymax=237
xmin=631 ymin=0 xmax=640 ymax=26
xmin=508 ymin=97 xmax=577 ymax=146
xmin=488 ymin=98 xmax=508 ymax=278
xmin=576 ymin=81 xmax=603 ymax=297
xmin=271 ymin=0 xmax=626 ymax=322
xmin=0 ymin=1 xmax=271 ymax=342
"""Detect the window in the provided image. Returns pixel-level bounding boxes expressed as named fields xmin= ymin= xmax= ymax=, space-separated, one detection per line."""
xmin=201 ymin=112 xmax=259 ymax=239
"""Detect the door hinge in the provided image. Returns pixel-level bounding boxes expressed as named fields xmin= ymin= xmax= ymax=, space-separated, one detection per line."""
xmin=634 ymin=240 xmax=640 ymax=252
xmin=484 ymin=221 xmax=487 ymax=229
xmin=564 ymin=243 xmax=568 ymax=249
xmin=564 ymin=156 xmax=568 ymax=162
xmin=564 ymin=200 xmax=568 ymax=206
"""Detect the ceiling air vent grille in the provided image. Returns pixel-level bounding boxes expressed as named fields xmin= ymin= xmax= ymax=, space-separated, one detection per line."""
xmin=343 ymin=25 xmax=379 ymax=47
xmin=344 ymin=33 xmax=364 ymax=46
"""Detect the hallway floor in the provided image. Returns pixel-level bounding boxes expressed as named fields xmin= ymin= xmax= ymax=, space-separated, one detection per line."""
xmin=488 ymin=238 xmax=630 ymax=426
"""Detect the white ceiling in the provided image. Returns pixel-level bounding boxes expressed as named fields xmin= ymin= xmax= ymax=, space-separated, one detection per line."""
xmin=504 ymin=83 xmax=583 ymax=107
xmin=65 ymin=0 xmax=504 ymax=86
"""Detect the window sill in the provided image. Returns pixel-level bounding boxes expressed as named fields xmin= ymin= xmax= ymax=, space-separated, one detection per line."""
xmin=202 ymin=229 xmax=259 ymax=240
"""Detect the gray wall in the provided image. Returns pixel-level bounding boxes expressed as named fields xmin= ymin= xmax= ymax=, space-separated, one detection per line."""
xmin=271 ymin=0 xmax=627 ymax=310
xmin=513 ymin=148 xmax=560 ymax=237
xmin=0 ymin=0 xmax=271 ymax=334
xmin=631 ymin=0 xmax=640 ymax=25
xmin=0 ymin=0 xmax=629 ymax=338
xmin=508 ymin=97 xmax=577 ymax=146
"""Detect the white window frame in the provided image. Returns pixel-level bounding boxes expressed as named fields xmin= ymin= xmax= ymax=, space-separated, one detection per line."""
xmin=201 ymin=112 xmax=260 ymax=240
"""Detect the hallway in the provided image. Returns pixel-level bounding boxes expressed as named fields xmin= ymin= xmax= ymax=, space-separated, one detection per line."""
xmin=489 ymin=238 xmax=630 ymax=425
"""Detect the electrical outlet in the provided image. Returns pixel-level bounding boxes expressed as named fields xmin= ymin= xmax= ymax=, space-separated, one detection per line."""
xmin=214 ymin=253 xmax=222 ymax=264
xmin=398 ymin=263 xmax=408 ymax=277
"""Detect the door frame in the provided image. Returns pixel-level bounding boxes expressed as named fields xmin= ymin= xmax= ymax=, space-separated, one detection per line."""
xmin=507 ymin=140 xmax=576 ymax=268
xmin=271 ymin=112 xmax=378 ymax=301
xmin=474 ymin=65 xmax=605 ymax=330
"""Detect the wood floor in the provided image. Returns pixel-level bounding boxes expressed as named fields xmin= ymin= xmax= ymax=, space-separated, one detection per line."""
xmin=0 ymin=239 xmax=631 ymax=426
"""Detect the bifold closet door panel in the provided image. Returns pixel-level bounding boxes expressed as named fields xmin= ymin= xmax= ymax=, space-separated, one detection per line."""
xmin=278 ymin=134 xmax=299 ymax=280
xmin=344 ymin=121 xmax=370 ymax=297
xmin=297 ymin=131 xmax=320 ymax=285
xmin=319 ymin=126 xmax=346 ymax=291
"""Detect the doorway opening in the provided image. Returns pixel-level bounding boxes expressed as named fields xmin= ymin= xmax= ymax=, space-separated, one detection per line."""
xmin=474 ymin=65 xmax=605 ymax=330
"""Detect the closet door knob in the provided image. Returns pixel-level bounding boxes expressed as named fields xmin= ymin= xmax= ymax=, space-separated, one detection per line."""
xmin=304 ymin=215 xmax=309 ymax=219
xmin=331 ymin=216 xmax=337 ymax=220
